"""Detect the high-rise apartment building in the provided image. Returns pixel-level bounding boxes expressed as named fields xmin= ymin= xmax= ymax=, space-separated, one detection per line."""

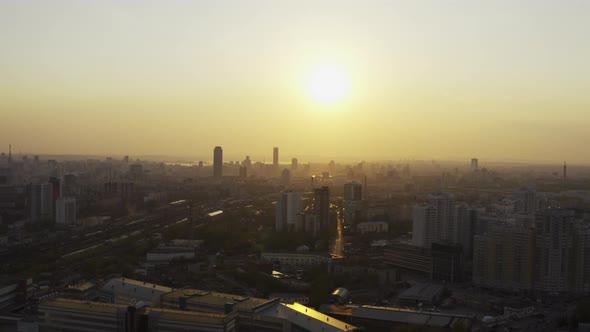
xmin=56 ymin=197 xmax=76 ymax=225
xmin=273 ymin=147 xmax=279 ymax=168
xmin=411 ymin=193 xmax=472 ymax=253
xmin=343 ymin=181 xmax=363 ymax=227
xmin=276 ymin=191 xmax=302 ymax=231
xmin=472 ymin=216 xmax=536 ymax=291
xmin=213 ymin=146 xmax=223 ymax=178
xmin=412 ymin=204 xmax=437 ymax=247
xmin=314 ymin=186 xmax=330 ymax=229
xmin=535 ymin=209 xmax=577 ymax=293
xmin=291 ymin=158 xmax=298 ymax=170
xmin=30 ymin=183 xmax=53 ymax=223
xmin=473 ymin=209 xmax=590 ymax=295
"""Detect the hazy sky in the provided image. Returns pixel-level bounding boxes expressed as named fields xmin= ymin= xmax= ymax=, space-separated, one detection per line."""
xmin=1 ymin=0 xmax=589 ymax=163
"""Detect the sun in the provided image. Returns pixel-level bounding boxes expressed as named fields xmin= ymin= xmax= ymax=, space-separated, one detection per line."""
xmin=307 ymin=65 xmax=349 ymax=105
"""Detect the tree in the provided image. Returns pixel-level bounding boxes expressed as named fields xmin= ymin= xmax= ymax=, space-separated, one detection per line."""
xmin=451 ymin=320 xmax=468 ymax=332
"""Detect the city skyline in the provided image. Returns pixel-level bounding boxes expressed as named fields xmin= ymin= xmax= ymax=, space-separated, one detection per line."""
xmin=1 ymin=1 xmax=589 ymax=163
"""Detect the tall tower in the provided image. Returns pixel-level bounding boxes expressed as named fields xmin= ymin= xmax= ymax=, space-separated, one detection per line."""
xmin=213 ymin=146 xmax=223 ymax=178
xmin=291 ymin=158 xmax=298 ymax=170
xmin=563 ymin=161 xmax=567 ymax=181
xmin=273 ymin=147 xmax=279 ymax=168
xmin=314 ymin=186 xmax=330 ymax=229
xmin=8 ymin=144 xmax=12 ymax=165
xmin=343 ymin=181 xmax=363 ymax=227
xmin=471 ymin=158 xmax=478 ymax=170
xmin=276 ymin=191 xmax=302 ymax=231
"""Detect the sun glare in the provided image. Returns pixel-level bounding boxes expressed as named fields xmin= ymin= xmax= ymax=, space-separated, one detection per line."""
xmin=307 ymin=65 xmax=349 ymax=105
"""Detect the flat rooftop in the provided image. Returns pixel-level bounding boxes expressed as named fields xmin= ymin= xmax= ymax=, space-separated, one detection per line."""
xmin=101 ymin=277 xmax=172 ymax=294
xmin=162 ymin=288 xmax=277 ymax=312
xmin=398 ymin=283 xmax=444 ymax=302
xmin=39 ymin=298 xmax=121 ymax=315
xmin=38 ymin=298 xmax=233 ymax=325
xmin=320 ymin=304 xmax=473 ymax=328
xmin=262 ymin=302 xmax=357 ymax=332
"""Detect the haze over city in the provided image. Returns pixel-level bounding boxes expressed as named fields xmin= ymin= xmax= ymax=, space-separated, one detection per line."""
xmin=3 ymin=2 xmax=590 ymax=332
xmin=2 ymin=0 xmax=590 ymax=163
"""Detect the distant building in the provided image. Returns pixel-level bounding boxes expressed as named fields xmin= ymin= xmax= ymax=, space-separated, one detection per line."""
xmin=98 ymin=277 xmax=172 ymax=306
xmin=471 ymin=158 xmax=478 ymax=170
xmin=343 ymin=181 xmax=363 ymax=228
xmin=239 ymin=166 xmax=247 ymax=178
xmin=275 ymin=191 xmax=302 ymax=231
xmin=357 ymin=221 xmax=388 ymax=234
xmin=431 ymin=243 xmax=464 ymax=283
xmin=29 ymin=183 xmax=53 ymax=223
xmin=38 ymin=298 xmax=237 ymax=332
xmin=291 ymin=158 xmax=298 ymax=170
xmin=412 ymin=204 xmax=436 ymax=247
xmin=55 ymin=197 xmax=76 ymax=225
xmin=261 ymin=252 xmax=330 ymax=267
xmin=314 ymin=186 xmax=330 ymax=229
xmin=472 ymin=214 xmax=537 ymax=292
xmin=273 ymin=147 xmax=279 ymax=169
xmin=281 ymin=169 xmax=291 ymax=184
xmin=412 ymin=193 xmax=472 ymax=256
xmin=329 ymin=160 xmax=336 ymax=174
xmin=535 ymin=209 xmax=581 ymax=294
xmin=213 ymin=146 xmax=223 ymax=178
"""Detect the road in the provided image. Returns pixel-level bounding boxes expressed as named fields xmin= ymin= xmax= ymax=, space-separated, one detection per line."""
xmin=331 ymin=210 xmax=344 ymax=258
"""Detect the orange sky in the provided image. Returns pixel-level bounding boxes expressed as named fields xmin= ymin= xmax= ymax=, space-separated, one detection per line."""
xmin=1 ymin=1 xmax=589 ymax=163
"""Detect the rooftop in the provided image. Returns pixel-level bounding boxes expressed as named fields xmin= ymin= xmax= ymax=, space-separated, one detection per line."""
xmin=263 ymin=302 xmax=357 ymax=332
xmin=398 ymin=283 xmax=444 ymax=302
xmin=148 ymin=307 xmax=234 ymax=325
xmin=38 ymin=298 xmax=234 ymax=325
xmin=39 ymin=298 xmax=121 ymax=315
xmin=65 ymin=281 xmax=95 ymax=293
xmin=99 ymin=277 xmax=172 ymax=303
xmin=162 ymin=288 xmax=277 ymax=312
xmin=320 ymin=304 xmax=473 ymax=328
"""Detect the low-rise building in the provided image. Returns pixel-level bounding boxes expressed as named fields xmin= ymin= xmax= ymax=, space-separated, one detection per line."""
xmin=356 ymin=221 xmax=388 ymax=234
xmin=269 ymin=293 xmax=309 ymax=305
xmin=261 ymin=252 xmax=330 ymax=267
xmin=38 ymin=298 xmax=237 ymax=332
xmin=398 ymin=283 xmax=445 ymax=306
xmin=161 ymin=288 xmax=357 ymax=332
xmin=320 ymin=304 xmax=473 ymax=331
xmin=383 ymin=244 xmax=432 ymax=275
xmin=98 ymin=277 xmax=172 ymax=306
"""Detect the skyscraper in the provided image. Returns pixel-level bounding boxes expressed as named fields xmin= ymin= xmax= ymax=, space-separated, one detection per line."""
xmin=314 ymin=186 xmax=330 ymax=229
xmin=281 ymin=168 xmax=291 ymax=184
xmin=472 ymin=217 xmax=536 ymax=291
xmin=56 ymin=197 xmax=76 ymax=225
xmin=412 ymin=204 xmax=437 ymax=247
xmin=411 ymin=192 xmax=472 ymax=255
xmin=30 ymin=183 xmax=53 ymax=223
xmin=343 ymin=181 xmax=363 ymax=227
xmin=276 ymin=191 xmax=302 ymax=231
xmin=471 ymin=158 xmax=478 ymax=170
xmin=239 ymin=166 xmax=247 ymax=178
xmin=213 ymin=146 xmax=223 ymax=178
xmin=273 ymin=147 xmax=279 ymax=169
xmin=535 ymin=209 xmax=576 ymax=293
xmin=291 ymin=158 xmax=298 ymax=170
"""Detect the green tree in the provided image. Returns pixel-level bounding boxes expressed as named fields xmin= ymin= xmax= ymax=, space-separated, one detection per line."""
xmin=452 ymin=320 xmax=468 ymax=332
